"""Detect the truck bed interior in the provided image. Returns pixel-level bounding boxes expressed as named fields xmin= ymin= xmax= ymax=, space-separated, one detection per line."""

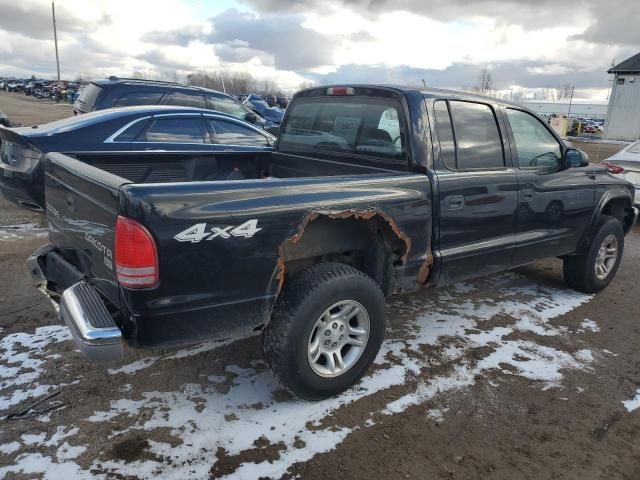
xmin=70 ymin=151 xmax=401 ymax=184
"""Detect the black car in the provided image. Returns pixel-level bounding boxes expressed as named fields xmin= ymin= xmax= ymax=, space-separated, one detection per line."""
xmin=0 ymin=105 xmax=274 ymax=211
xmin=74 ymin=77 xmax=279 ymax=134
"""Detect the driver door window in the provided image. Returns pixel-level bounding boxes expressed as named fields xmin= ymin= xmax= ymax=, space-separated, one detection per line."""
xmin=506 ymin=109 xmax=562 ymax=169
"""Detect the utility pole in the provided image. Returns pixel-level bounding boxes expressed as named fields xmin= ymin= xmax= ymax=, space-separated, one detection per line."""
xmin=52 ymin=1 xmax=60 ymax=81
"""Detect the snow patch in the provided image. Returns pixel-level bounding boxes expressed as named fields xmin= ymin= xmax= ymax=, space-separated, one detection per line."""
xmin=1 ymin=273 xmax=601 ymax=479
xmin=0 ymin=223 xmax=48 ymax=240
xmin=0 ymin=325 xmax=71 ymax=410
xmin=0 ymin=441 xmax=21 ymax=454
xmin=623 ymin=389 xmax=640 ymax=412
xmin=578 ymin=319 xmax=600 ymax=333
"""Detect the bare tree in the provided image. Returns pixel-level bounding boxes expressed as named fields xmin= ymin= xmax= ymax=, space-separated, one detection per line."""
xmin=298 ymin=81 xmax=314 ymax=91
xmin=473 ymin=69 xmax=493 ymax=96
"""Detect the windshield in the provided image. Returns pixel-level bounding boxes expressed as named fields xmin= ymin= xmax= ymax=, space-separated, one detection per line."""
xmin=278 ymin=97 xmax=405 ymax=161
xmin=247 ymin=95 xmax=272 ymax=111
xmin=209 ymin=95 xmax=251 ymax=119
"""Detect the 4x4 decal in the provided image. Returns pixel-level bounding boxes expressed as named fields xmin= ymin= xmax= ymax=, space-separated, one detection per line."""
xmin=174 ymin=219 xmax=262 ymax=243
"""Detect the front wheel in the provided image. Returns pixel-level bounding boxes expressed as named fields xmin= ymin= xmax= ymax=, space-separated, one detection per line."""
xmin=263 ymin=262 xmax=386 ymax=400
xmin=563 ymin=215 xmax=624 ymax=293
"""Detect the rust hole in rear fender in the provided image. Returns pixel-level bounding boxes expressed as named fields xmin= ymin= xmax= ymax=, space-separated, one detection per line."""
xmin=274 ymin=209 xmax=414 ymax=293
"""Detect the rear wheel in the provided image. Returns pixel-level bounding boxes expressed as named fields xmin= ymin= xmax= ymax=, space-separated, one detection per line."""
xmin=263 ymin=262 xmax=386 ymax=400
xmin=563 ymin=215 xmax=624 ymax=293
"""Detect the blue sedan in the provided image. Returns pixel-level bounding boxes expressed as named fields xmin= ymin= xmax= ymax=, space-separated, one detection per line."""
xmin=0 ymin=105 xmax=275 ymax=211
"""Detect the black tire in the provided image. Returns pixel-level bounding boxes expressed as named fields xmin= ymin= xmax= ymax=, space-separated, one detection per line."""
xmin=263 ymin=262 xmax=386 ymax=400
xmin=563 ymin=215 xmax=624 ymax=293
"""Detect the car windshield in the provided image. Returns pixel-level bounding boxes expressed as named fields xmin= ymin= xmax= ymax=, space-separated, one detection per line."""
xmin=247 ymin=95 xmax=270 ymax=110
xmin=278 ymin=97 xmax=405 ymax=161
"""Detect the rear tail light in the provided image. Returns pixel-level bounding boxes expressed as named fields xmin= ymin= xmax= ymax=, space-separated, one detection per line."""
xmin=602 ymin=162 xmax=625 ymax=174
xmin=115 ymin=216 xmax=159 ymax=289
xmin=327 ymin=87 xmax=354 ymax=96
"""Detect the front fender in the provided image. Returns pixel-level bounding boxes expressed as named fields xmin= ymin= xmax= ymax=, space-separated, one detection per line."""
xmin=578 ymin=188 xmax=634 ymax=252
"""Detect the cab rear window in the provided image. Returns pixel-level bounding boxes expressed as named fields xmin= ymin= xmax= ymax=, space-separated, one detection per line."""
xmin=279 ymin=98 xmax=405 ymax=161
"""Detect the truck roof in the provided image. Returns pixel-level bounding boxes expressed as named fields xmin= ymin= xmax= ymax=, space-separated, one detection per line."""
xmin=294 ymin=84 xmax=522 ymax=108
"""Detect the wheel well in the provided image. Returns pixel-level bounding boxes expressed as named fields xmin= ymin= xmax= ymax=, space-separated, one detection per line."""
xmin=602 ymin=198 xmax=635 ymax=233
xmin=278 ymin=214 xmax=408 ymax=296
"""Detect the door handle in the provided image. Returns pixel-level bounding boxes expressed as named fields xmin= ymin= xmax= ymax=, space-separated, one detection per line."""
xmin=586 ymin=170 xmax=596 ymax=179
xmin=447 ymin=195 xmax=464 ymax=210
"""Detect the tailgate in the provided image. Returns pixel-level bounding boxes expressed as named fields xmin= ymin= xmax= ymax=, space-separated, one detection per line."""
xmin=45 ymin=152 xmax=131 ymax=301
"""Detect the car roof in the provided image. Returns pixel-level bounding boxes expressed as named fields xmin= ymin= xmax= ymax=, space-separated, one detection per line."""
xmin=91 ymin=77 xmax=228 ymax=97
xmin=15 ymin=106 xmax=241 ymax=137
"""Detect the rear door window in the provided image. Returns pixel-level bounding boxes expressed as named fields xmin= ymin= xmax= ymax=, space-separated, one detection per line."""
xmin=447 ymin=101 xmax=505 ymax=170
xmin=162 ymin=93 xmax=207 ymax=109
xmin=208 ymin=119 xmax=270 ymax=146
xmin=137 ymin=117 xmax=206 ymax=143
xmin=113 ymin=91 xmax=163 ymax=107
xmin=433 ymin=101 xmax=456 ymax=169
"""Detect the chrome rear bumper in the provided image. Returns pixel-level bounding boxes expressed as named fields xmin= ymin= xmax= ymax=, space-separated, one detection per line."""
xmin=28 ymin=245 xmax=123 ymax=362
xmin=60 ymin=281 xmax=123 ymax=362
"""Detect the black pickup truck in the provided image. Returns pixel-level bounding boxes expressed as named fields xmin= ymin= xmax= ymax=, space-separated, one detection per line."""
xmin=28 ymin=85 xmax=637 ymax=399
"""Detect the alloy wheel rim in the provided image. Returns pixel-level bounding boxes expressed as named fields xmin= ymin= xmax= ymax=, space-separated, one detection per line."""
xmin=595 ymin=234 xmax=618 ymax=280
xmin=307 ymin=300 xmax=370 ymax=378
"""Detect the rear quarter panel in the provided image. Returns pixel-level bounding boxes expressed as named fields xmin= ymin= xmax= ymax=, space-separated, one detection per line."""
xmin=119 ymin=174 xmax=432 ymax=346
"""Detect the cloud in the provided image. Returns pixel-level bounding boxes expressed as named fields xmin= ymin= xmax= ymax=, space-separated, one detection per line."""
xmin=308 ymin=59 xmax=610 ymax=91
xmin=0 ymin=0 xmax=634 ymax=96
xmin=142 ymin=25 xmax=203 ymax=47
xmin=0 ymin=0 xmax=108 ymax=40
xmin=144 ymin=9 xmax=340 ymax=71
xmin=244 ymin=0 xmax=585 ymax=29
xmin=573 ymin=0 xmax=640 ymax=47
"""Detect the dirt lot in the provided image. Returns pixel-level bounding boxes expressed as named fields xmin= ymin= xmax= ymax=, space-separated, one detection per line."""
xmin=0 ymin=91 xmax=73 ymax=126
xmin=1 ymin=97 xmax=640 ymax=480
xmin=570 ymin=139 xmax=627 ymax=164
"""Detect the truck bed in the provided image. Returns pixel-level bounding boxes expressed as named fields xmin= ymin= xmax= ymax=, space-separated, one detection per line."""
xmin=70 ymin=150 xmax=400 ymax=184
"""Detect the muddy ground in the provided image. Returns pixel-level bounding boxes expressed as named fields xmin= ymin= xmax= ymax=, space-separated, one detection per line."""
xmin=0 ymin=91 xmax=73 ymax=126
xmin=1 ymin=93 xmax=639 ymax=480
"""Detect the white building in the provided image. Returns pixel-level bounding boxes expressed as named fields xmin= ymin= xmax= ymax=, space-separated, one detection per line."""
xmin=605 ymin=52 xmax=640 ymax=142
xmin=521 ymin=99 xmax=608 ymax=118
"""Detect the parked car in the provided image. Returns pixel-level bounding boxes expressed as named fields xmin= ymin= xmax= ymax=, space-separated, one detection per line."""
xmin=264 ymin=95 xmax=278 ymax=107
xmin=603 ymin=140 xmax=640 ymax=207
xmin=276 ymin=96 xmax=290 ymax=108
xmin=27 ymin=85 xmax=637 ymax=400
xmin=73 ymin=77 xmax=278 ymax=134
xmin=243 ymin=94 xmax=285 ymax=125
xmin=0 ymin=105 xmax=274 ymax=211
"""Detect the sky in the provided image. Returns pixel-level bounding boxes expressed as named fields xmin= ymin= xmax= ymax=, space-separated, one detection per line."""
xmin=0 ymin=0 xmax=638 ymax=99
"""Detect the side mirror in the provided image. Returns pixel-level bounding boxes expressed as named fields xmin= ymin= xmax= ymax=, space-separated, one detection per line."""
xmin=565 ymin=148 xmax=589 ymax=168
xmin=244 ymin=112 xmax=258 ymax=124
